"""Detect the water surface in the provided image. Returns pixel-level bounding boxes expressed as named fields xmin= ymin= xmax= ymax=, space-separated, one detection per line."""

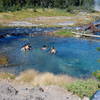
xmin=0 ymin=28 xmax=100 ymax=78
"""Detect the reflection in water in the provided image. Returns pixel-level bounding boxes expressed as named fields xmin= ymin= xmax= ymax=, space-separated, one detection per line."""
xmin=0 ymin=28 xmax=100 ymax=78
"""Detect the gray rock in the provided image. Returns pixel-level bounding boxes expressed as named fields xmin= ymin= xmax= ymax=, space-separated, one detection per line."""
xmin=0 ymin=83 xmax=18 ymax=96
xmin=0 ymin=82 xmax=81 ymax=100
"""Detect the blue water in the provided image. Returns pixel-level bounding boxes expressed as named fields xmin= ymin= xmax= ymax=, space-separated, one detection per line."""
xmin=0 ymin=28 xmax=100 ymax=78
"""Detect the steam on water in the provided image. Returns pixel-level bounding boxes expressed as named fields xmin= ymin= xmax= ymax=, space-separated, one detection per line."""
xmin=94 ymin=0 xmax=100 ymax=11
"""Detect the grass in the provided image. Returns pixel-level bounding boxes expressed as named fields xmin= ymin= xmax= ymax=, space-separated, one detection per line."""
xmin=15 ymin=69 xmax=100 ymax=98
xmin=66 ymin=79 xmax=100 ymax=98
xmin=0 ymin=69 xmax=99 ymax=98
xmin=54 ymin=29 xmax=74 ymax=37
xmin=93 ymin=70 xmax=100 ymax=80
xmin=0 ymin=8 xmax=98 ymax=27
xmin=15 ymin=69 xmax=76 ymax=86
xmin=0 ymin=8 xmax=74 ymax=22
xmin=15 ymin=69 xmax=38 ymax=83
xmin=12 ymin=8 xmax=74 ymax=19
xmin=0 ymin=72 xmax=16 ymax=79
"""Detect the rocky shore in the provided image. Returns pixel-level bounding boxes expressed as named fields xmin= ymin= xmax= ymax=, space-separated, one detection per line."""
xmin=0 ymin=80 xmax=82 ymax=100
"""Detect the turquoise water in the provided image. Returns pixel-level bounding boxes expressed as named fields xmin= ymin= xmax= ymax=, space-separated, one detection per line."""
xmin=0 ymin=28 xmax=100 ymax=78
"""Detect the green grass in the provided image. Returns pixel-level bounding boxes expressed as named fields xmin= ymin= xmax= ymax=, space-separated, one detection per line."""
xmin=2 ymin=8 xmax=74 ymax=21
xmin=0 ymin=8 xmax=99 ymax=28
xmin=54 ymin=29 xmax=74 ymax=37
xmin=66 ymin=79 xmax=100 ymax=98
xmin=13 ymin=8 xmax=74 ymax=18
xmin=93 ymin=70 xmax=100 ymax=80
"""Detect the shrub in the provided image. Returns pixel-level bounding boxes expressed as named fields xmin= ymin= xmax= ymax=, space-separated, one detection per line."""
xmin=66 ymin=79 xmax=100 ymax=98
xmin=66 ymin=6 xmax=74 ymax=13
xmin=93 ymin=70 xmax=100 ymax=80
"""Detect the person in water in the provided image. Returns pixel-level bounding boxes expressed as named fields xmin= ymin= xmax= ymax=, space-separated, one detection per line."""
xmin=41 ymin=45 xmax=48 ymax=50
xmin=21 ymin=43 xmax=31 ymax=51
xmin=50 ymin=47 xmax=57 ymax=54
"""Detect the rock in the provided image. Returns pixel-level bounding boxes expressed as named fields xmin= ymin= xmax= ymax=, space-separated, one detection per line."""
xmin=82 ymin=96 xmax=89 ymax=100
xmin=0 ymin=83 xmax=18 ymax=96
xmin=0 ymin=82 xmax=81 ymax=100
xmin=29 ymin=87 xmax=44 ymax=93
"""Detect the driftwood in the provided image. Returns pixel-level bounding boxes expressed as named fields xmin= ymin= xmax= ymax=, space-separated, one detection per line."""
xmin=85 ymin=23 xmax=100 ymax=32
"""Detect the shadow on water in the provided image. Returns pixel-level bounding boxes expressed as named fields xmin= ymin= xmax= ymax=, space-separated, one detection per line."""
xmin=0 ymin=27 xmax=100 ymax=78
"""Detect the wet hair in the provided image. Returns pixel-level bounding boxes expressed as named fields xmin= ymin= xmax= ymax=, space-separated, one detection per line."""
xmin=23 ymin=43 xmax=30 ymax=47
xmin=43 ymin=45 xmax=47 ymax=47
xmin=52 ymin=46 xmax=55 ymax=49
xmin=22 ymin=43 xmax=31 ymax=50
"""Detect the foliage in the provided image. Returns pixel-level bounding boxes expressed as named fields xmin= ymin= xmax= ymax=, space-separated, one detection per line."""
xmin=66 ymin=79 xmax=100 ymax=98
xmin=66 ymin=6 xmax=75 ymax=13
xmin=93 ymin=70 xmax=100 ymax=80
xmin=0 ymin=0 xmax=94 ymax=12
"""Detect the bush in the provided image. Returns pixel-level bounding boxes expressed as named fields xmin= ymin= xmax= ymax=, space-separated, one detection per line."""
xmin=66 ymin=6 xmax=74 ymax=13
xmin=93 ymin=70 xmax=100 ymax=80
xmin=66 ymin=79 xmax=100 ymax=98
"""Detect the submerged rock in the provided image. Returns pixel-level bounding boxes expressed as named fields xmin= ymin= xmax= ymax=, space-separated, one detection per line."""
xmin=0 ymin=56 xmax=9 ymax=65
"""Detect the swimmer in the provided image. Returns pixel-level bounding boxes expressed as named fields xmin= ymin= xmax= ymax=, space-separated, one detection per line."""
xmin=21 ymin=44 xmax=31 ymax=51
xmin=50 ymin=47 xmax=57 ymax=54
xmin=41 ymin=45 xmax=48 ymax=50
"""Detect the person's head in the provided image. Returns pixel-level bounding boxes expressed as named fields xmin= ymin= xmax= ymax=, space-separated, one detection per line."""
xmin=41 ymin=45 xmax=48 ymax=50
xmin=23 ymin=43 xmax=31 ymax=50
xmin=52 ymin=46 xmax=55 ymax=49
xmin=43 ymin=45 xmax=47 ymax=47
